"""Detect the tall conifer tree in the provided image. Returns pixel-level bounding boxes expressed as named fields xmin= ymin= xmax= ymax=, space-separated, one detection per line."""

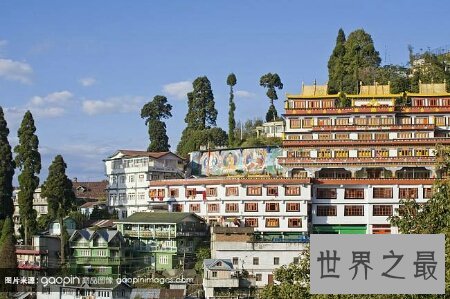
xmin=227 ymin=73 xmax=237 ymax=146
xmin=0 ymin=217 xmax=18 ymax=293
xmin=141 ymin=95 xmax=172 ymax=152
xmin=41 ymin=155 xmax=75 ymax=265
xmin=14 ymin=111 xmax=41 ymax=245
xmin=327 ymin=28 xmax=346 ymax=94
xmin=0 ymin=107 xmax=15 ymax=220
xmin=259 ymin=73 xmax=283 ymax=122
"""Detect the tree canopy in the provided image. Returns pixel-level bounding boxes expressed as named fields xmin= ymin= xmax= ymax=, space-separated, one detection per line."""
xmin=0 ymin=217 xmax=18 ymax=293
xmin=260 ymin=73 xmax=283 ymax=122
xmin=0 ymin=107 xmax=15 ymax=220
xmin=14 ymin=111 xmax=41 ymax=244
xmin=141 ymin=95 xmax=172 ymax=151
xmin=327 ymin=28 xmax=346 ymax=94
xmin=227 ymin=73 xmax=237 ymax=147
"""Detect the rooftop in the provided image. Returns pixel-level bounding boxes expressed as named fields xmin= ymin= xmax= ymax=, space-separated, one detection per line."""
xmin=107 ymin=150 xmax=183 ymax=160
xmin=114 ymin=212 xmax=205 ymax=224
xmin=72 ymin=180 xmax=107 ymax=200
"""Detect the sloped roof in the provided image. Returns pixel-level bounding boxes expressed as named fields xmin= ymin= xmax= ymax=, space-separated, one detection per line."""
xmin=72 ymin=181 xmax=107 ymax=200
xmin=69 ymin=228 xmax=120 ymax=243
xmin=204 ymin=259 xmax=234 ymax=271
xmin=108 ymin=150 xmax=183 ymax=161
xmin=130 ymin=288 xmax=185 ymax=299
xmin=115 ymin=212 xmax=205 ymax=224
xmin=80 ymin=201 xmax=106 ymax=208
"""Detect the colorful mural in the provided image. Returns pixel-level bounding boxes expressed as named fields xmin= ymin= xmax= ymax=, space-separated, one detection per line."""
xmin=189 ymin=147 xmax=283 ymax=176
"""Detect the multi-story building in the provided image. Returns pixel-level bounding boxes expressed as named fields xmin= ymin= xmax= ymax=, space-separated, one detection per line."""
xmin=104 ymin=150 xmax=184 ymax=219
xmin=255 ymin=120 xmax=285 ymax=138
xmin=68 ymin=228 xmax=132 ymax=278
xmin=13 ymin=188 xmax=48 ymax=234
xmin=114 ymin=212 xmax=208 ymax=271
xmin=149 ymin=177 xmax=311 ymax=239
xmin=280 ymin=81 xmax=450 ymax=234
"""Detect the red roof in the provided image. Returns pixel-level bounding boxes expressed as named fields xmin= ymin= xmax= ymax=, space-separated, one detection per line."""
xmin=116 ymin=150 xmax=184 ymax=160
xmin=72 ymin=181 xmax=107 ymax=201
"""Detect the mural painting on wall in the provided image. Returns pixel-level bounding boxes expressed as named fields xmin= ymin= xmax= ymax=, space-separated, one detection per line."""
xmin=190 ymin=147 xmax=282 ymax=176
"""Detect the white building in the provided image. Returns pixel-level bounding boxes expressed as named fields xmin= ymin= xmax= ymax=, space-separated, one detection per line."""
xmin=13 ymin=188 xmax=48 ymax=234
xmin=149 ymin=176 xmax=311 ymax=236
xmin=105 ymin=150 xmax=184 ymax=219
xmin=255 ymin=120 xmax=285 ymax=138
xmin=37 ymin=282 xmax=131 ymax=299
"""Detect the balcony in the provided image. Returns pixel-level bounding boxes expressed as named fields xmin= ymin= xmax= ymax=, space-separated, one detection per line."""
xmin=73 ymin=257 xmax=122 ymax=265
xmin=283 ymin=137 xmax=450 ymax=147
xmin=310 ymin=124 xmax=435 ymax=132
xmin=17 ymin=261 xmax=45 ymax=270
xmin=278 ymin=156 xmax=435 ymax=166
xmin=203 ymin=277 xmax=239 ymax=288
xmin=123 ymin=230 xmax=176 ymax=239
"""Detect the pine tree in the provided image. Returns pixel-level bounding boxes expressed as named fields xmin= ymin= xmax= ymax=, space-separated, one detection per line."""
xmin=0 ymin=107 xmax=15 ymax=220
xmin=227 ymin=73 xmax=237 ymax=147
xmin=141 ymin=95 xmax=173 ymax=152
xmin=0 ymin=217 xmax=18 ymax=293
xmin=327 ymin=28 xmax=346 ymax=94
xmin=342 ymin=29 xmax=381 ymax=94
xmin=14 ymin=111 xmax=41 ymax=245
xmin=41 ymin=155 xmax=75 ymax=265
xmin=259 ymin=73 xmax=283 ymax=122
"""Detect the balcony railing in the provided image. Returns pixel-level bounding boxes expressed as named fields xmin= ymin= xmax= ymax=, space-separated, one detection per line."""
xmin=123 ymin=230 xmax=176 ymax=238
xmin=73 ymin=257 xmax=122 ymax=265
xmin=278 ymin=156 xmax=435 ymax=166
xmin=283 ymin=137 xmax=450 ymax=147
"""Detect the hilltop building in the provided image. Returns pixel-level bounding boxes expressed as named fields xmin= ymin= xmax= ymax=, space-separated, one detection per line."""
xmin=104 ymin=150 xmax=184 ymax=219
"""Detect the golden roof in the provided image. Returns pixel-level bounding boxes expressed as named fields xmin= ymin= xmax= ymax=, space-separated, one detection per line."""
xmin=419 ymin=81 xmax=447 ymax=94
xmin=359 ymin=82 xmax=391 ymax=95
xmin=301 ymin=82 xmax=328 ymax=96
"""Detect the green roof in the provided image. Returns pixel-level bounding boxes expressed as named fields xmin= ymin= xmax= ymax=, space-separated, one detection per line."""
xmin=114 ymin=212 xmax=204 ymax=224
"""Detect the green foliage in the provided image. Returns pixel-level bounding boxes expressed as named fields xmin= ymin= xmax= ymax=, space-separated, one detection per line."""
xmin=327 ymin=28 xmax=346 ymax=94
xmin=194 ymin=246 xmax=211 ymax=274
xmin=90 ymin=206 xmax=111 ymax=220
xmin=37 ymin=214 xmax=53 ymax=232
xmin=409 ymin=51 xmax=450 ymax=93
xmin=141 ymin=95 xmax=172 ymax=152
xmin=375 ymin=64 xmax=409 ymax=93
xmin=185 ymin=76 xmax=217 ymax=130
xmin=0 ymin=107 xmax=15 ymax=220
xmin=227 ymin=73 xmax=237 ymax=146
xmin=176 ymin=127 xmax=228 ymax=158
xmin=14 ymin=111 xmax=41 ymax=245
xmin=240 ymin=136 xmax=282 ymax=148
xmin=68 ymin=211 xmax=88 ymax=229
xmin=0 ymin=217 xmax=18 ymax=293
xmin=260 ymin=73 xmax=283 ymax=121
xmin=41 ymin=155 xmax=76 ymax=265
xmin=334 ymin=92 xmax=351 ymax=108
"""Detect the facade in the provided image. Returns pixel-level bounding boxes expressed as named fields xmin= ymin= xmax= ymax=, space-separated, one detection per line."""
xmin=203 ymin=259 xmax=242 ymax=299
xmin=210 ymin=227 xmax=307 ymax=288
xmin=13 ymin=188 xmax=48 ymax=234
xmin=37 ymin=282 xmax=132 ymax=299
xmin=69 ymin=228 xmax=131 ymax=278
xmin=255 ymin=120 xmax=285 ymax=138
xmin=114 ymin=212 xmax=208 ymax=271
xmin=49 ymin=217 xmax=77 ymax=236
xmin=80 ymin=201 xmax=107 ymax=217
xmin=104 ymin=150 xmax=184 ymax=219
xmin=149 ymin=177 xmax=311 ymax=238
xmin=280 ymin=81 xmax=449 ymax=234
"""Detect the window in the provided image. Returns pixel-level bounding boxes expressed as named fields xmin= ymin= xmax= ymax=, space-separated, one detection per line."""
xmin=317 ymin=188 xmax=337 ymax=199
xmin=416 ymin=132 xmax=429 ymax=139
xmin=318 ymin=150 xmax=332 ymax=158
xmin=335 ymin=150 xmax=349 ymax=158
xmin=186 ymin=188 xmax=196 ymax=197
xmin=247 ymin=186 xmax=262 ymax=196
xmin=398 ymin=149 xmax=413 ymax=157
xmin=344 ymin=188 xmax=364 ymax=199
xmin=415 ymin=149 xmax=429 ymax=156
xmin=318 ymin=133 xmax=332 ymax=140
xmin=225 ymin=203 xmax=239 ymax=213
xmin=374 ymin=133 xmax=389 ymax=140
xmin=189 ymin=204 xmax=200 ymax=213
xmin=335 ymin=133 xmax=349 ymax=140
xmin=423 ymin=187 xmax=433 ymax=199
xmin=344 ymin=205 xmax=364 ymax=216
xmin=212 ymin=271 xmax=217 ymax=278
xmin=288 ymin=218 xmax=302 ymax=228
xmin=226 ymin=187 xmax=239 ymax=196
xmin=265 ymin=203 xmax=279 ymax=212
xmin=381 ymin=117 xmax=394 ymax=125
xmin=232 ymin=257 xmax=238 ymax=265
xmin=399 ymin=188 xmax=418 ymax=199
xmin=159 ymin=255 xmax=169 ymax=265
xmin=302 ymin=134 xmax=313 ymax=140
xmin=169 ymin=188 xmax=179 ymax=198
xmin=358 ymin=150 xmax=372 ymax=158
xmin=256 ymin=274 xmax=262 ymax=281
xmin=138 ymin=174 xmax=145 ymax=182
xmin=119 ymin=175 xmax=125 ymax=184
xmin=372 ymin=224 xmax=391 ymax=234
xmin=285 ymin=186 xmax=300 ymax=196
xmin=245 ymin=218 xmax=258 ymax=227
xmin=398 ymin=132 xmax=412 ymax=139
xmin=128 ymin=175 xmax=135 ymax=183
xmin=245 ymin=202 xmax=258 ymax=212
xmin=302 ymin=118 xmax=313 ymax=128
xmin=415 ymin=117 xmax=428 ymax=125
xmin=399 ymin=116 xmax=412 ymax=125
xmin=429 ymin=98 xmax=439 ymax=106
xmin=267 ymin=187 xmax=278 ymax=196
xmin=336 ymin=118 xmax=349 ymax=126
xmin=206 ymin=188 xmax=217 ymax=197
xmin=293 ymin=257 xmax=300 ymax=264
xmin=172 ymin=204 xmax=183 ymax=212
xmin=253 ymin=257 xmax=259 ymax=265
xmin=373 ymin=188 xmax=393 ymax=198
xmin=208 ymin=204 xmax=219 ymax=213
xmin=358 ymin=133 xmax=372 ymax=140
xmin=127 ymin=193 xmax=135 ymax=201
xmin=286 ymin=202 xmax=300 ymax=212
xmin=316 ymin=205 xmax=337 ymax=216
xmin=290 ymin=118 xmax=301 ymax=129
xmin=373 ymin=205 xmax=393 ymax=216
xmin=274 ymin=257 xmax=280 ymax=265
xmin=435 ymin=116 xmax=446 ymax=126
xmin=318 ymin=118 xmax=332 ymax=126
xmin=375 ymin=149 xmax=389 ymax=157
xmin=265 ymin=218 xmax=279 ymax=227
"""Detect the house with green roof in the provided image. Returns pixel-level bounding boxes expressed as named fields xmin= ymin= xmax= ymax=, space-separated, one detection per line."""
xmin=69 ymin=228 xmax=132 ymax=278
xmin=115 ymin=212 xmax=208 ymax=271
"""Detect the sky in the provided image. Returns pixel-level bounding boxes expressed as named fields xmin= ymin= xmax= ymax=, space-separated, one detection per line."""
xmin=1 ymin=0 xmax=449 ymax=183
